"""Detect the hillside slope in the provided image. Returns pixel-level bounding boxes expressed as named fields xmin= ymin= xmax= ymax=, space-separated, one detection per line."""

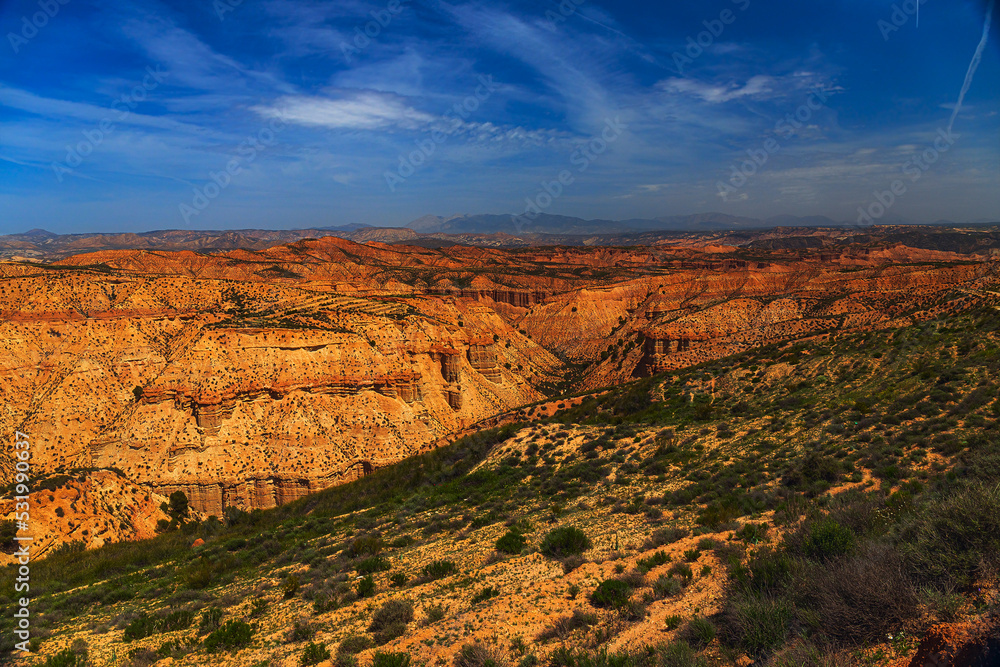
xmin=3 ymin=301 xmax=999 ymax=666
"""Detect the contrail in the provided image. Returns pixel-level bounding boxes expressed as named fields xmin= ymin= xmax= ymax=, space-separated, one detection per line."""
xmin=948 ymin=0 xmax=995 ymax=135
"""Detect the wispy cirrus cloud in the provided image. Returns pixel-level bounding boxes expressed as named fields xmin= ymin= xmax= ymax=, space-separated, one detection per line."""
xmin=659 ymin=75 xmax=777 ymax=103
xmin=256 ymin=90 xmax=435 ymax=130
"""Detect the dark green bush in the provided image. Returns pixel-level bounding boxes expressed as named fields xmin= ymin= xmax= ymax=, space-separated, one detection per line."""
xmin=540 ymin=526 xmax=591 ymax=559
xmin=122 ymin=613 xmax=159 ymax=641
xmin=356 ymin=575 xmax=376 ymax=598
xmin=667 ymin=563 xmax=693 ymax=584
xmin=682 ymin=617 xmax=716 ymax=648
xmin=729 ymin=548 xmax=790 ymax=596
xmin=282 ymin=574 xmax=302 ymax=598
xmin=289 ymin=620 xmax=316 ymax=642
xmin=495 ymin=531 xmax=527 ymax=555
xmin=250 ymin=598 xmax=269 ymax=618
xmin=204 ymin=620 xmax=254 ymax=653
xmin=453 ymin=643 xmax=506 ymax=667
xmin=802 ymin=519 xmax=855 ymax=560
xmin=338 ymin=634 xmax=374 ymax=656
xmin=369 ymin=600 xmax=414 ymax=644
xmin=373 ymin=652 xmax=412 ymax=667
xmin=356 ymin=556 xmax=391 ymax=575
xmin=301 ymin=642 xmax=332 ymax=666
xmin=736 ymin=523 xmax=769 ymax=544
xmin=421 ymin=560 xmax=457 ymax=579
xmin=636 ymin=551 xmax=670 ymax=573
xmin=721 ymin=594 xmax=792 ymax=658
xmin=643 ymin=527 xmax=689 ymax=549
xmin=471 ymin=586 xmax=501 ymax=603
xmin=198 ymin=608 xmax=223 ymax=635
xmin=40 ymin=648 xmax=87 ymax=667
xmin=589 ymin=579 xmax=632 ymax=608
xmin=652 ymin=575 xmax=683 ymax=599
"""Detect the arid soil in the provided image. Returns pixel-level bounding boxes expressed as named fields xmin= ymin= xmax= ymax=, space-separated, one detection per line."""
xmin=1 ymin=231 xmax=998 ymax=556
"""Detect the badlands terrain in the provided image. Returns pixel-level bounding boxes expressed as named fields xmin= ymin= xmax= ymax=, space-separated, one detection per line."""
xmin=1 ymin=224 xmax=999 ymax=666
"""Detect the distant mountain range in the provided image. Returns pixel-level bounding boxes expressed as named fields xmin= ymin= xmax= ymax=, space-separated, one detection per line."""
xmin=403 ymin=212 xmax=847 ymax=235
xmin=4 ymin=215 xmax=997 ymax=261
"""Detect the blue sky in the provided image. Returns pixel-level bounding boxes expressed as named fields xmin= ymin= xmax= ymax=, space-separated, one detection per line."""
xmin=0 ymin=0 xmax=997 ymax=234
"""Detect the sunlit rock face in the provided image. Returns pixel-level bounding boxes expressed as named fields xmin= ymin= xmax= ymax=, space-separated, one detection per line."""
xmin=0 ymin=233 xmax=995 ymax=525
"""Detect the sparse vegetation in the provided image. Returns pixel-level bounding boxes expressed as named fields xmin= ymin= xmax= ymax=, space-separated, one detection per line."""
xmin=3 ymin=303 xmax=1000 ymax=666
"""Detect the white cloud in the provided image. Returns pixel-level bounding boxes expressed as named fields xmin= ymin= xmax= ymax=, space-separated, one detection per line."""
xmin=256 ymin=91 xmax=435 ymax=130
xmin=659 ymin=75 xmax=776 ymax=103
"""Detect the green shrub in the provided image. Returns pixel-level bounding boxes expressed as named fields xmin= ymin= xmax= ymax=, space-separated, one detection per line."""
xmin=198 ymin=608 xmax=223 ymax=635
xmin=453 ymin=643 xmax=506 ymax=667
xmin=540 ymin=526 xmax=591 ymax=559
xmin=664 ymin=615 xmax=682 ymax=631
xmin=338 ymin=634 xmax=374 ymax=656
xmin=643 ymin=527 xmax=689 ymax=549
xmin=250 ymin=598 xmax=269 ymax=618
xmin=589 ymin=579 xmax=632 ymax=608
xmin=424 ymin=604 xmax=447 ymax=625
xmin=472 ymin=586 xmax=501 ymax=603
xmin=722 ymin=594 xmax=792 ymax=658
xmin=369 ymin=600 xmax=414 ymax=644
xmin=282 ymin=574 xmax=302 ymax=598
xmin=389 ymin=572 xmax=407 ymax=587
xmin=667 ymin=563 xmax=693 ymax=584
xmin=682 ymin=617 xmax=716 ymax=648
xmin=636 ymin=550 xmax=670 ymax=573
xmin=301 ymin=642 xmax=332 ymax=666
xmin=803 ymin=519 xmax=855 ymax=560
xmin=421 ymin=560 xmax=457 ymax=579
xmin=40 ymin=648 xmax=87 ymax=667
xmin=657 ymin=642 xmax=707 ymax=667
xmin=159 ymin=609 xmax=194 ymax=632
xmin=736 ymin=523 xmax=770 ymax=544
xmin=652 ymin=575 xmax=683 ymax=599
xmin=289 ymin=620 xmax=316 ymax=642
xmin=729 ymin=548 xmax=790 ymax=596
xmin=373 ymin=652 xmax=412 ymax=667
xmin=495 ymin=531 xmax=527 ymax=555
xmin=204 ymin=620 xmax=254 ymax=653
xmin=122 ymin=613 xmax=159 ymax=641
xmin=356 ymin=575 xmax=376 ymax=598
xmin=357 ymin=555 xmax=391 ymax=575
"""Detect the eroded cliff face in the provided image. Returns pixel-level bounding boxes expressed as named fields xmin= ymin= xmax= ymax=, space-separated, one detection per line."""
xmin=1 ymin=235 xmax=997 ymax=544
xmin=0 ymin=470 xmax=169 ymax=565
xmin=0 ymin=251 xmax=563 ymax=517
xmin=513 ymin=258 xmax=998 ymax=389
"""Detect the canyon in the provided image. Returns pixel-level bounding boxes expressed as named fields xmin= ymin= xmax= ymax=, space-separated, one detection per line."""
xmin=1 ymin=227 xmax=998 ymax=558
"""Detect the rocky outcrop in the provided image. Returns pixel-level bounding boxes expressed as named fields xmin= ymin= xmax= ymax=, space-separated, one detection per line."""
xmin=427 ymin=289 xmax=549 ymax=307
xmin=636 ymin=334 xmax=695 ymax=376
xmin=0 ymin=470 xmax=170 ymax=564
xmin=467 ymin=342 xmax=501 ymax=382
